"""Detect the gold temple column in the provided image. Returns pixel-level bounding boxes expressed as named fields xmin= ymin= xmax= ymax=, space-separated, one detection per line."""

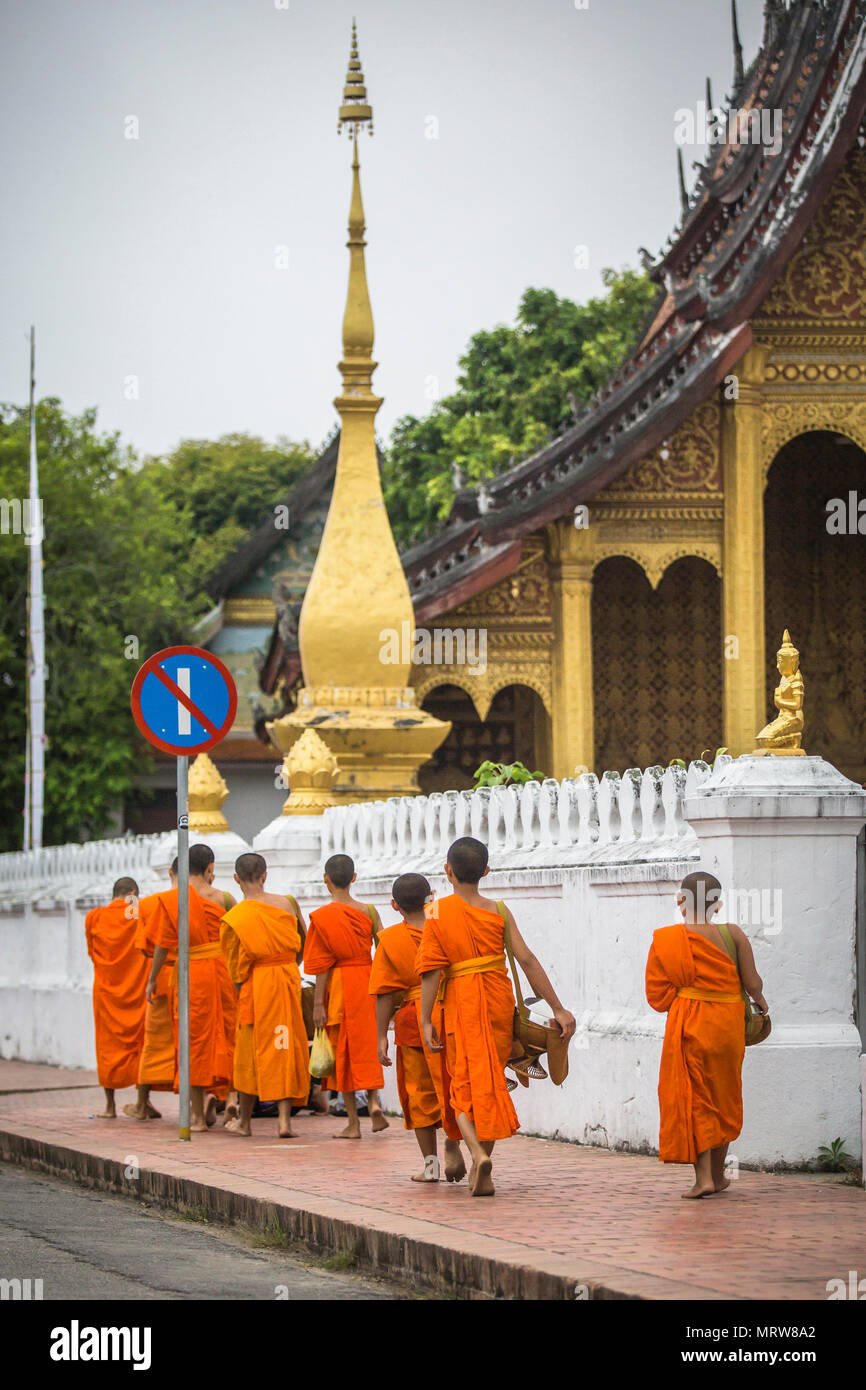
xmin=547 ymin=519 xmax=595 ymax=778
xmin=721 ymin=345 xmax=768 ymax=756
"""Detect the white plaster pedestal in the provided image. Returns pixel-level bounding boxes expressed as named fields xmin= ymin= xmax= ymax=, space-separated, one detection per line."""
xmin=252 ymin=814 xmax=323 ymax=894
xmin=685 ymin=755 xmax=866 ymax=1166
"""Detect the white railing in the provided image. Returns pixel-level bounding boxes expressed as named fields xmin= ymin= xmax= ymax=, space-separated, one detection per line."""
xmin=0 ymin=760 xmax=731 ymax=901
xmin=0 ymin=832 xmax=164 ymax=903
xmin=319 ymin=760 xmax=728 ymax=879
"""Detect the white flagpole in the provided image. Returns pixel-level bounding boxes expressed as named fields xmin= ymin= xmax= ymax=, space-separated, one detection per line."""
xmin=27 ymin=325 xmax=46 ymax=851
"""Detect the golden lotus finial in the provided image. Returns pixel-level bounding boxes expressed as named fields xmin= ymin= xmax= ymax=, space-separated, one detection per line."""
xmin=188 ymin=752 xmax=230 ymax=833
xmin=276 ymin=727 xmax=340 ymax=817
xmin=754 ymin=628 xmax=806 ymax=757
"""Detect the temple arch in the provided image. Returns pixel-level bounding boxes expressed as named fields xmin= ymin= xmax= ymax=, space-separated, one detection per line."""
xmin=418 ymin=682 xmax=552 ymax=793
xmin=592 ymin=555 xmax=722 ymax=774
xmin=763 ymin=430 xmax=866 ymax=781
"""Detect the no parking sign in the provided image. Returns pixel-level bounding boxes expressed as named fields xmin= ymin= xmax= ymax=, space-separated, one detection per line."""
xmin=130 ymin=646 xmax=237 ymax=1141
xmin=131 ymin=646 xmax=237 ymax=755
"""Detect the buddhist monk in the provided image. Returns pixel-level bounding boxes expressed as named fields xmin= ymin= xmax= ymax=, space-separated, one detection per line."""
xmin=146 ymin=846 xmax=235 ymax=1131
xmin=219 ymin=852 xmax=309 ymax=1139
xmin=370 ymin=872 xmax=467 ymax=1182
xmin=645 ymin=869 xmax=769 ymax=1199
xmin=84 ymin=877 xmax=149 ymax=1119
xmin=123 ymin=864 xmax=179 ymax=1120
xmin=184 ymin=843 xmax=238 ymax=1122
xmin=304 ymin=853 xmax=388 ymax=1139
xmin=417 ymin=836 xmax=575 ymax=1197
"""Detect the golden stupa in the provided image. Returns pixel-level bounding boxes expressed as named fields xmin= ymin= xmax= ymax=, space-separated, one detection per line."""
xmin=267 ymin=23 xmax=449 ymax=804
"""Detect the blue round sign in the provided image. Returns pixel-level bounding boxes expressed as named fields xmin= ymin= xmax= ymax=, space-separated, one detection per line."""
xmin=130 ymin=645 xmax=238 ymax=755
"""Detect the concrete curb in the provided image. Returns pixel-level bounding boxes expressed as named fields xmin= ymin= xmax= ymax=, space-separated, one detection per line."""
xmin=0 ymin=1126 xmax=703 ymax=1301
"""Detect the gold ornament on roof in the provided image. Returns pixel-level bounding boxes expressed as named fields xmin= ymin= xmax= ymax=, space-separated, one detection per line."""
xmin=754 ymin=629 xmax=806 ymax=756
xmin=188 ymin=752 xmax=230 ymax=833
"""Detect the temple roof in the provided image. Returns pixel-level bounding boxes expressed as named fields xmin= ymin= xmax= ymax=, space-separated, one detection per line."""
xmin=256 ymin=0 xmax=866 ymax=689
xmin=399 ymin=0 xmax=866 ymax=621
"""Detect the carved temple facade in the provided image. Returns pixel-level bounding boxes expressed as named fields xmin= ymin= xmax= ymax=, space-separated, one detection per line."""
xmin=146 ymin=0 xmax=866 ymax=835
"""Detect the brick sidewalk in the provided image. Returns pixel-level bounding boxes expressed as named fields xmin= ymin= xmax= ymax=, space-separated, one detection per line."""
xmin=0 ymin=1061 xmax=862 ymax=1300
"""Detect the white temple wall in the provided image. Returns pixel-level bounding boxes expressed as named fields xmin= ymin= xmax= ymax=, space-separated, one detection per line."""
xmin=0 ymin=759 xmax=863 ymax=1170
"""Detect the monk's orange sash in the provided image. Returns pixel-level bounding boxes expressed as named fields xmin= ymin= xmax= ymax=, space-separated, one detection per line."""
xmin=445 ymin=952 xmax=506 ymax=982
xmin=337 ymin=955 xmax=373 ymax=969
xmin=170 ymin=940 xmax=224 ymax=991
xmin=251 ymin=951 xmax=297 ymax=971
xmin=189 ymin=941 xmax=224 ymax=961
xmin=403 ymin=985 xmax=422 ymax=1003
xmin=677 ymin=987 xmax=742 ymax=1003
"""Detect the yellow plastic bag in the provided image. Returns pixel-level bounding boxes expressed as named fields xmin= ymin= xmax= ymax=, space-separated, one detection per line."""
xmin=309 ymin=1026 xmax=336 ymax=1079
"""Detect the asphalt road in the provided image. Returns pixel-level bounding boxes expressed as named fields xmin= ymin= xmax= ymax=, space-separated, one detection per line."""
xmin=0 ymin=1162 xmax=401 ymax=1300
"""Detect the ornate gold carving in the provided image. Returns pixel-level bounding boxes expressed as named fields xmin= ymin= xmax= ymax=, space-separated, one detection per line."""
xmin=761 ymin=399 xmax=866 ymax=478
xmin=413 ymin=661 xmax=553 ymax=723
xmin=600 ymin=399 xmax=722 ymax=497
xmin=278 ymin=727 xmax=340 ymax=816
xmin=188 ymin=753 xmax=230 ymax=834
xmin=591 ymin=541 xmax=722 ymax=590
xmin=758 ymin=147 xmax=866 ymax=323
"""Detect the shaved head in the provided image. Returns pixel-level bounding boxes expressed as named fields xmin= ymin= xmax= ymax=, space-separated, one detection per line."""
xmin=324 ymin=854 xmax=354 ymax=888
xmin=446 ymin=837 xmax=488 ymax=885
xmin=235 ymin=852 xmax=267 ymax=883
xmin=113 ymin=877 xmax=138 ymax=899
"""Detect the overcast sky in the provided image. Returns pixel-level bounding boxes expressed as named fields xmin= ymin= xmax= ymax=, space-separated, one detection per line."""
xmin=0 ymin=0 xmax=767 ymax=460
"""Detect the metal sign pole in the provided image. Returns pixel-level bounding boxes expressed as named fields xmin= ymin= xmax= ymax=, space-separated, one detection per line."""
xmin=177 ymin=754 xmax=190 ymax=1141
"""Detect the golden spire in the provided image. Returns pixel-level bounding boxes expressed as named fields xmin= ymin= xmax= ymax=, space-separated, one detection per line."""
xmin=297 ymin=21 xmax=414 ymax=690
xmin=267 ymin=23 xmax=450 ymax=804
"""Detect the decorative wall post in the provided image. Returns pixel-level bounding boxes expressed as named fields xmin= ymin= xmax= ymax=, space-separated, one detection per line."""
xmin=253 ymin=727 xmax=340 ymax=884
xmin=721 ymin=346 xmax=768 ymax=755
xmin=548 ymin=519 xmax=595 ymax=778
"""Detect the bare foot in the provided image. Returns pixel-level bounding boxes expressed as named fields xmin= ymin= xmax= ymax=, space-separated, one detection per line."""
xmin=190 ymin=1120 xmax=209 ymax=1132
xmin=681 ymin=1182 xmax=715 ymax=1199
xmin=204 ymin=1095 xmax=218 ymax=1128
xmin=712 ymin=1177 xmax=731 ymax=1193
xmin=370 ymin=1109 xmax=390 ymax=1133
xmin=145 ymin=1102 xmax=161 ymax=1119
xmin=223 ymin=1101 xmax=239 ymax=1125
xmin=310 ymin=1093 xmax=330 ymax=1115
xmin=411 ymin=1155 xmax=440 ymax=1182
xmin=225 ymin=1118 xmax=251 ymax=1137
xmin=96 ymin=1109 xmax=116 ymax=1119
xmin=335 ymin=1124 xmax=361 ymax=1139
xmin=470 ymin=1155 xmax=495 ymax=1197
xmin=444 ymin=1145 xmax=467 ymax=1183
xmin=278 ymin=1126 xmax=295 ymax=1139
xmin=122 ymin=1103 xmax=149 ymax=1121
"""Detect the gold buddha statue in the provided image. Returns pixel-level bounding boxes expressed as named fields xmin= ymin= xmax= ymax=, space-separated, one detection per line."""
xmin=754 ymin=629 xmax=806 ymax=756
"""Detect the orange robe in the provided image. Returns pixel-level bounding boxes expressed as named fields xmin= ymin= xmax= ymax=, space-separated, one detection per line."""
xmin=368 ymin=922 xmax=440 ymax=1131
xmin=84 ymin=897 xmax=149 ymax=1090
xmin=201 ymin=895 xmax=237 ymax=1100
xmin=134 ymin=892 xmax=177 ymax=1092
xmin=220 ymin=900 xmax=309 ymax=1105
xmin=304 ymin=902 xmax=384 ymax=1092
xmin=646 ymin=924 xmax=745 ymax=1164
xmin=416 ymin=894 xmax=519 ymax=1143
xmin=152 ymin=888 xmax=233 ymax=1091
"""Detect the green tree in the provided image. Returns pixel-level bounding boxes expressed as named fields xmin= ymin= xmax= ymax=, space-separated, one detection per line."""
xmin=142 ymin=433 xmax=316 ymax=593
xmin=382 ymin=267 xmax=656 ymax=547
xmin=0 ymin=400 xmax=205 ymax=850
